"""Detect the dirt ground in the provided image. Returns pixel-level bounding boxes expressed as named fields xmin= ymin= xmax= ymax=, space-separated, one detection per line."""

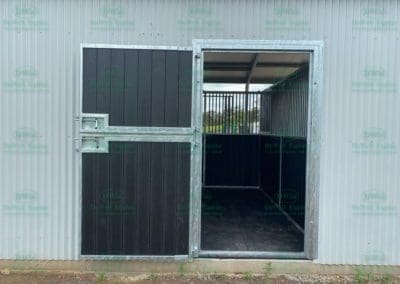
xmin=0 ymin=270 xmax=399 ymax=284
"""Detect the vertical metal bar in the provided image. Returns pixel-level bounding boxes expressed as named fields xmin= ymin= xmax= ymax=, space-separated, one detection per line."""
xmin=223 ymin=94 xmax=226 ymax=133
xmin=241 ymin=93 xmax=244 ymax=134
xmin=244 ymin=91 xmax=249 ymax=134
xmin=218 ymin=94 xmax=223 ymax=133
xmin=212 ymin=95 xmax=214 ymax=133
xmin=230 ymin=94 xmax=232 ymax=133
xmin=215 ymin=93 xmax=220 ymax=133
xmin=203 ymin=93 xmax=205 ymax=132
xmin=234 ymin=93 xmax=236 ymax=133
xmin=229 ymin=95 xmax=232 ymax=134
xmin=253 ymin=94 xmax=256 ymax=134
xmin=279 ymin=136 xmax=283 ymax=208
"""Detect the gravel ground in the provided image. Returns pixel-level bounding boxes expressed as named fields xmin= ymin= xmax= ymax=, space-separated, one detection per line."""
xmin=0 ymin=270 xmax=399 ymax=284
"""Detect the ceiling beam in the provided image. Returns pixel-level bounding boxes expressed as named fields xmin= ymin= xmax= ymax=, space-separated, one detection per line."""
xmin=246 ymin=54 xmax=260 ymax=91
xmin=204 ymin=62 xmax=306 ymax=71
xmin=203 ymin=76 xmax=282 ymax=84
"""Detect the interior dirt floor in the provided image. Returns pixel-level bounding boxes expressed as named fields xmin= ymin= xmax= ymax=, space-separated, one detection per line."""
xmin=201 ymin=188 xmax=304 ymax=252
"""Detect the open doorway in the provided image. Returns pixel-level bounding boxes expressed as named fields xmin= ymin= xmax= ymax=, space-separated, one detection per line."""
xmin=200 ymin=50 xmax=310 ymax=256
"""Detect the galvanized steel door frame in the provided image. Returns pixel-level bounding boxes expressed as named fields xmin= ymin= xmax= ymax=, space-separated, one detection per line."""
xmin=77 ymin=43 xmax=194 ymax=260
xmin=190 ymin=39 xmax=324 ymax=259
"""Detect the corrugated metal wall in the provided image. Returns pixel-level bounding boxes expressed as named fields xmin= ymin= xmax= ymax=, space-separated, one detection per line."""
xmin=259 ymin=94 xmax=271 ymax=133
xmin=0 ymin=0 xmax=399 ymax=264
xmin=268 ymin=68 xmax=309 ymax=138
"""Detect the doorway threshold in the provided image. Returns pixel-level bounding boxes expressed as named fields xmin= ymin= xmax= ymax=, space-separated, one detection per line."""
xmin=198 ymin=250 xmax=306 ymax=259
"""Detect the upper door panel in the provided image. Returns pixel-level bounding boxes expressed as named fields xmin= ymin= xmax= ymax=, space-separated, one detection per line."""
xmin=82 ymin=48 xmax=192 ymax=127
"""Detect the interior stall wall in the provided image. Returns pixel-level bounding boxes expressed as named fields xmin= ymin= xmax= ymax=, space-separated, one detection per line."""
xmin=268 ymin=68 xmax=309 ymax=138
xmin=204 ymin=134 xmax=259 ymax=187
xmin=259 ymin=136 xmax=306 ymax=229
xmin=259 ymin=136 xmax=280 ymax=202
xmin=280 ymin=137 xmax=307 ymax=228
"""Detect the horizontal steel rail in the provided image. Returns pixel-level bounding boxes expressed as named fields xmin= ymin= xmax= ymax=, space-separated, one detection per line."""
xmin=198 ymin=250 xmax=306 ymax=259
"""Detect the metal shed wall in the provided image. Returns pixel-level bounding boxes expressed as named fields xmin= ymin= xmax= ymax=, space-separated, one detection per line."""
xmin=0 ymin=0 xmax=399 ymax=265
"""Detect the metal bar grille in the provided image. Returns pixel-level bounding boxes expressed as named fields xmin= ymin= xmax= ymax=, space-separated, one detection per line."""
xmin=203 ymin=91 xmax=264 ymax=134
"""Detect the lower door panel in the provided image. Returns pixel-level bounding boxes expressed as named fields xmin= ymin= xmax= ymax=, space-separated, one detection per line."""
xmin=81 ymin=141 xmax=191 ymax=255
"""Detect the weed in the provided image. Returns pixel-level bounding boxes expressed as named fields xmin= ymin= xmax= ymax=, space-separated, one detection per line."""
xmin=354 ymin=268 xmax=376 ymax=283
xmin=178 ymin=263 xmax=186 ymax=277
xmin=263 ymin=262 xmax=272 ymax=278
xmin=244 ymin=271 xmax=254 ymax=282
xmin=380 ymin=272 xmax=394 ymax=283
xmin=96 ymin=272 xmax=106 ymax=284
xmin=148 ymin=272 xmax=158 ymax=280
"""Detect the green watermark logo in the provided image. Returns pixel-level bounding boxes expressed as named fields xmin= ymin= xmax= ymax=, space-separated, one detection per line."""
xmin=264 ymin=141 xmax=280 ymax=154
xmin=353 ymin=5 xmax=397 ymax=31
xmin=264 ymin=139 xmax=306 ymax=154
xmin=362 ymin=250 xmax=385 ymax=263
xmin=3 ymin=65 xmax=49 ymax=93
xmin=177 ymin=6 xmax=223 ymax=32
xmin=352 ymin=189 xmax=398 ymax=216
xmin=177 ymin=195 xmax=226 ymax=217
xmin=2 ymin=190 xmax=48 ymax=216
xmin=265 ymin=188 xmax=304 ymax=216
xmin=265 ymin=6 xmax=310 ymax=32
xmin=90 ymin=190 xmax=136 ymax=216
xmin=205 ymin=143 xmax=222 ymax=154
xmin=90 ymin=1 xmax=135 ymax=31
xmin=351 ymin=66 xmax=397 ymax=94
xmin=15 ymin=250 xmax=38 ymax=260
xmin=2 ymin=128 xmax=48 ymax=154
xmin=2 ymin=4 xmax=49 ymax=31
xmin=351 ymin=127 xmax=396 ymax=155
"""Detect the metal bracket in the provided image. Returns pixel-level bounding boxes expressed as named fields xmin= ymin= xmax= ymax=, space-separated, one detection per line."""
xmin=80 ymin=136 xmax=109 ymax=153
xmin=81 ymin=113 xmax=109 ymax=131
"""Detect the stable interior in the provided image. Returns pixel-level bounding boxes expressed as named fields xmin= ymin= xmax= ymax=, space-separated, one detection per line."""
xmin=201 ymin=51 xmax=310 ymax=253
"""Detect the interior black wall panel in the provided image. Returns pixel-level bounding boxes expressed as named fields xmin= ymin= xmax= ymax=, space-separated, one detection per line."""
xmin=260 ymin=136 xmax=281 ymax=203
xmin=165 ymin=52 xmax=180 ymax=127
xmin=281 ymin=137 xmax=307 ymax=228
xmin=110 ymin=49 xmax=125 ymax=125
xmin=176 ymin=143 xmax=191 ymax=252
xmin=137 ymin=50 xmax=153 ymax=127
xmin=151 ymin=51 xmax=166 ymax=126
xmin=163 ymin=143 xmax=179 ymax=253
xmin=96 ymin=49 xmax=112 ymax=114
xmin=82 ymin=48 xmax=97 ymax=113
xmin=82 ymin=142 xmax=191 ymax=255
xmin=123 ymin=50 xmax=139 ymax=126
xmin=178 ymin=52 xmax=192 ymax=127
xmin=82 ymin=48 xmax=192 ymax=127
xmin=204 ymin=134 xmax=259 ymax=186
xmin=122 ymin=143 xmax=138 ymax=253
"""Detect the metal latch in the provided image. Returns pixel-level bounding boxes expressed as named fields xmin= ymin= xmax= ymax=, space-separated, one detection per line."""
xmin=80 ymin=136 xmax=108 ymax=153
xmin=81 ymin=113 xmax=108 ymax=131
